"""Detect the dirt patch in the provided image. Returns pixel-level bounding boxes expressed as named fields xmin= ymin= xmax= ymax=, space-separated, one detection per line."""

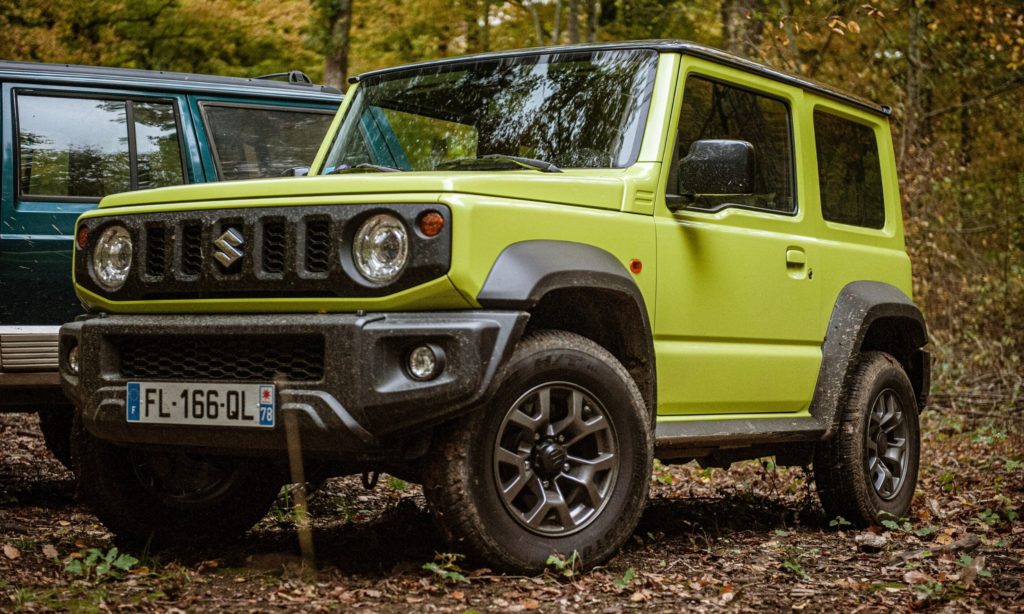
xmin=2 ymin=404 xmax=1021 ymax=612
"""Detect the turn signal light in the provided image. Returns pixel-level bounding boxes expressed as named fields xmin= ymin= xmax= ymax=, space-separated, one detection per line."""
xmin=419 ymin=211 xmax=445 ymax=237
xmin=76 ymin=225 xmax=89 ymax=249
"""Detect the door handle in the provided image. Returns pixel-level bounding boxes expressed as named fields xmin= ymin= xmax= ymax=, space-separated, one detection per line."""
xmin=785 ymin=248 xmax=807 ymax=266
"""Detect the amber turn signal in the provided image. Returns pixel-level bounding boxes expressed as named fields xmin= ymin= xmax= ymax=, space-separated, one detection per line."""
xmin=629 ymin=259 xmax=643 ymax=274
xmin=76 ymin=225 xmax=89 ymax=249
xmin=419 ymin=211 xmax=445 ymax=237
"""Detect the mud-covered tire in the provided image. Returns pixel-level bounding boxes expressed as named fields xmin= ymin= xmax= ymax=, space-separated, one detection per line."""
xmin=72 ymin=417 xmax=283 ymax=548
xmin=38 ymin=406 xmax=73 ymax=469
xmin=423 ymin=331 xmax=652 ymax=573
xmin=813 ymin=351 xmax=921 ymax=526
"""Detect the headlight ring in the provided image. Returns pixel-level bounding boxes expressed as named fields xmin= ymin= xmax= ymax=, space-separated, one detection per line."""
xmin=91 ymin=225 xmax=133 ymax=291
xmin=352 ymin=213 xmax=409 ymax=283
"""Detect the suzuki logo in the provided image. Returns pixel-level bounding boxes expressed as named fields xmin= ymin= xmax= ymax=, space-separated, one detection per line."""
xmin=213 ymin=228 xmax=244 ymax=269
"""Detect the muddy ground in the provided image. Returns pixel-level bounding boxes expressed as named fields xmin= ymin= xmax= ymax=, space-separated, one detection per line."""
xmin=1 ymin=401 xmax=1021 ymax=612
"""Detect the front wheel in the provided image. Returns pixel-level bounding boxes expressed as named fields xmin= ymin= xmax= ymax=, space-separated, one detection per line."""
xmin=423 ymin=331 xmax=652 ymax=573
xmin=813 ymin=352 xmax=921 ymax=526
xmin=72 ymin=417 xmax=283 ymax=548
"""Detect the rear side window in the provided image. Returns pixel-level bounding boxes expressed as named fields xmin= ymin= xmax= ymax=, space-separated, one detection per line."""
xmin=677 ymin=75 xmax=795 ymax=214
xmin=201 ymin=104 xmax=335 ymax=180
xmin=814 ymin=111 xmax=885 ymax=229
xmin=16 ymin=94 xmax=184 ymax=200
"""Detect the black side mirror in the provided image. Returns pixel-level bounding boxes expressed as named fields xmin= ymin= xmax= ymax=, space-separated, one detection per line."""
xmin=678 ymin=139 xmax=755 ymax=200
xmin=280 ymin=166 xmax=310 ymax=177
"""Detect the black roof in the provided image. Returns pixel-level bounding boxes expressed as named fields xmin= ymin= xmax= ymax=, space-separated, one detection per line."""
xmin=353 ymin=40 xmax=890 ymax=117
xmin=0 ymin=60 xmax=342 ymax=102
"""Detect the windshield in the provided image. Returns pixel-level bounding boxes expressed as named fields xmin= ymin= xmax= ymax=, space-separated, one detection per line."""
xmin=322 ymin=49 xmax=658 ymax=173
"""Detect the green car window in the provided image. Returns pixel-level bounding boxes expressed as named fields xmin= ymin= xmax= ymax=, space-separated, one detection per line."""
xmin=17 ymin=95 xmax=185 ymax=199
xmin=201 ymin=104 xmax=336 ymax=179
xmin=323 ymin=49 xmax=658 ymax=172
xmin=18 ymin=96 xmax=132 ymax=199
xmin=133 ymin=101 xmax=186 ymax=190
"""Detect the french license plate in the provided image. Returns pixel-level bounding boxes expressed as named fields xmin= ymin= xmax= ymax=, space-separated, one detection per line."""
xmin=126 ymin=382 xmax=275 ymax=428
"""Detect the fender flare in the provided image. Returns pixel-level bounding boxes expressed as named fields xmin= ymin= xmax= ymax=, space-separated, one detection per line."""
xmin=477 ymin=240 xmax=656 ymax=412
xmin=809 ymin=281 xmax=930 ymax=438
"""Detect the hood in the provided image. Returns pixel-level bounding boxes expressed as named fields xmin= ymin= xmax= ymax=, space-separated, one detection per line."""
xmin=97 ymin=172 xmax=628 ymax=211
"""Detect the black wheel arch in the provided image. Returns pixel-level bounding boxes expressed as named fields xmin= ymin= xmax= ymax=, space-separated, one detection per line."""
xmin=477 ymin=240 xmax=656 ymax=418
xmin=811 ymin=281 xmax=930 ymax=438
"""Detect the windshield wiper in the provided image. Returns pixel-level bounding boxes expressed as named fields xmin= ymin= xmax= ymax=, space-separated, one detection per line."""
xmin=325 ymin=163 xmax=403 ymax=175
xmin=435 ymin=154 xmax=562 ymax=173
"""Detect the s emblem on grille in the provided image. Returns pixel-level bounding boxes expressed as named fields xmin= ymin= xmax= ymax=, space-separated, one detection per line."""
xmin=213 ymin=228 xmax=244 ymax=269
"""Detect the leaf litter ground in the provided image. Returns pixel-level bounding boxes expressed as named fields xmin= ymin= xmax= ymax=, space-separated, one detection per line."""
xmin=1 ymin=402 xmax=1020 ymax=612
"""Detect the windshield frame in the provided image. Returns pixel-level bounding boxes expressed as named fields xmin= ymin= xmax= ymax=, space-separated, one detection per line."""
xmin=316 ymin=48 xmax=660 ymax=175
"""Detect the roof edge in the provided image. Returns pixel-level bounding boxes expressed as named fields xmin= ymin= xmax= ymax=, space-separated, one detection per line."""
xmin=351 ymin=40 xmax=891 ymax=117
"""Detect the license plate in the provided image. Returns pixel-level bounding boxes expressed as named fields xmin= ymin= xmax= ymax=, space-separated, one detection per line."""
xmin=126 ymin=382 xmax=275 ymax=428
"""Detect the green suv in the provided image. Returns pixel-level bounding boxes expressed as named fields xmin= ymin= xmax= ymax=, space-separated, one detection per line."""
xmin=59 ymin=42 xmax=929 ymax=573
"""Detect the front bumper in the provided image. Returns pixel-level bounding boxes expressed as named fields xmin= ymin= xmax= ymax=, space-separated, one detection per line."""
xmin=60 ymin=312 xmax=526 ymax=454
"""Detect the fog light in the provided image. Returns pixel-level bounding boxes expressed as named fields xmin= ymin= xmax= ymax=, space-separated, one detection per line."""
xmin=407 ymin=344 xmax=445 ymax=381
xmin=67 ymin=345 xmax=80 ymax=375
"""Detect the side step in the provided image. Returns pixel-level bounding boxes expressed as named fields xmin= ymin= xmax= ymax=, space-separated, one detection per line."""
xmin=654 ymin=416 xmax=826 ymax=461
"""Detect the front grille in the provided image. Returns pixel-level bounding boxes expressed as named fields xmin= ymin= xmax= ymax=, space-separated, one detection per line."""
xmin=115 ymin=335 xmax=325 ymax=382
xmin=75 ymin=205 xmax=451 ymax=300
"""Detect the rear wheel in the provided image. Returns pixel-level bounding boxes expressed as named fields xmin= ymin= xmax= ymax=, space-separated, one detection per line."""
xmin=813 ymin=352 xmax=921 ymax=526
xmin=72 ymin=417 xmax=283 ymax=547
xmin=423 ymin=331 xmax=652 ymax=573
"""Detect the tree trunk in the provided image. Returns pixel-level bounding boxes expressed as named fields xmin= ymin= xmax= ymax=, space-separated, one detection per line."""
xmin=321 ymin=0 xmax=352 ymax=90
xmin=720 ymin=0 xmax=765 ymax=57
xmin=567 ymin=0 xmax=579 ymax=44
xmin=586 ymin=0 xmax=598 ymax=41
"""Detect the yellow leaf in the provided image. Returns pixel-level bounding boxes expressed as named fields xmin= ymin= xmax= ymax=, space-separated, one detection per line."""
xmin=848 ymin=20 xmax=861 ymax=33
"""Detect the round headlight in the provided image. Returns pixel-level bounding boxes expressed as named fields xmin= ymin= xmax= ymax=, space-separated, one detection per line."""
xmin=92 ymin=225 xmax=133 ymax=290
xmin=352 ymin=214 xmax=408 ymax=283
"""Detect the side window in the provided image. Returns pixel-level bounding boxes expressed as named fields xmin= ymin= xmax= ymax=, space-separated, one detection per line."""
xmin=133 ymin=101 xmax=185 ymax=190
xmin=814 ymin=111 xmax=885 ymax=229
xmin=200 ymin=104 xmax=335 ymax=179
xmin=16 ymin=95 xmax=184 ymax=200
xmin=18 ymin=96 xmax=131 ymax=198
xmin=676 ymin=75 xmax=795 ymax=214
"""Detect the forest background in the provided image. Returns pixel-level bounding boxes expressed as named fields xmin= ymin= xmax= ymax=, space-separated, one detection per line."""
xmin=1 ymin=0 xmax=1021 ymax=408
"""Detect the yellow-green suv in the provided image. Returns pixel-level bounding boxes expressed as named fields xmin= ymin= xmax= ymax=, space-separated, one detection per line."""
xmin=59 ymin=41 xmax=929 ymax=573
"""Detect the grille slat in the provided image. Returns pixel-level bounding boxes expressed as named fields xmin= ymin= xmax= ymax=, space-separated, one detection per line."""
xmin=262 ymin=220 xmax=286 ymax=274
xmin=181 ymin=224 xmax=203 ymax=276
xmin=304 ymin=219 xmax=331 ymax=273
xmin=145 ymin=226 xmax=166 ymax=277
xmin=116 ymin=335 xmax=325 ymax=382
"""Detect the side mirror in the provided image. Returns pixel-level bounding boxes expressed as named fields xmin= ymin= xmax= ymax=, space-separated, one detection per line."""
xmin=280 ymin=166 xmax=310 ymax=177
xmin=678 ymin=139 xmax=755 ymax=200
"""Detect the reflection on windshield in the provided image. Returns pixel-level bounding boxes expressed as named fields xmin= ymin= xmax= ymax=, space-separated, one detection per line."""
xmin=323 ymin=49 xmax=658 ymax=172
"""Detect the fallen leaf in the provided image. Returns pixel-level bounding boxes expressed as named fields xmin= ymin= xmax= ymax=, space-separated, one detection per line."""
xmin=961 ymin=555 xmax=985 ymax=587
xmin=522 ymin=598 xmax=540 ymax=609
xmin=904 ymin=570 xmax=933 ymax=585
xmin=3 ymin=544 xmax=20 ymax=560
xmin=451 ymin=590 xmax=465 ymax=600
xmin=42 ymin=544 xmax=58 ymax=559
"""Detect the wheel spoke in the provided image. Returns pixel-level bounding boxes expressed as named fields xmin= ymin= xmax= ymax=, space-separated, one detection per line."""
xmin=560 ymin=471 xmax=602 ymax=508
xmin=507 ymin=407 xmax=543 ymax=435
xmin=564 ymin=414 xmax=609 ymax=446
xmin=550 ymin=390 xmax=585 ymax=437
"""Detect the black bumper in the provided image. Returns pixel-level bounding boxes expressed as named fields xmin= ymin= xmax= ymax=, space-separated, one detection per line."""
xmin=60 ymin=312 xmax=527 ymax=454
